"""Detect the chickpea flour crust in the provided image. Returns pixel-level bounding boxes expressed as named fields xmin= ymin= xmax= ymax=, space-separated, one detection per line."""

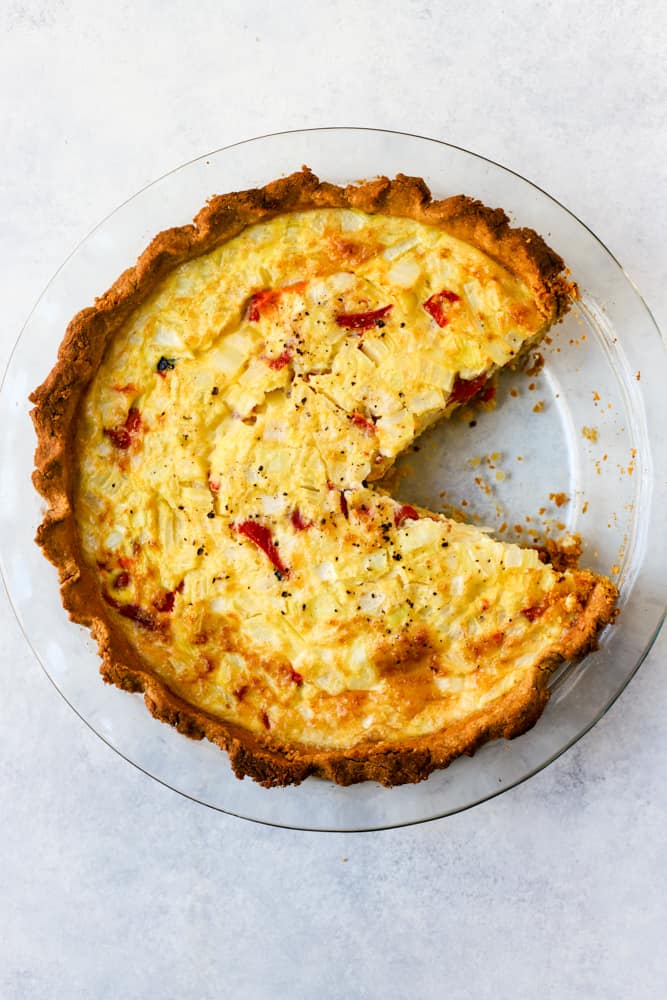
xmin=30 ymin=168 xmax=617 ymax=788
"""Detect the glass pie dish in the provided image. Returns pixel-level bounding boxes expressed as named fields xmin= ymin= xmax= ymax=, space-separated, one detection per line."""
xmin=1 ymin=127 xmax=665 ymax=831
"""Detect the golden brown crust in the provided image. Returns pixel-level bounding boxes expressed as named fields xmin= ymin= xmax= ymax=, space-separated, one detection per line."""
xmin=30 ymin=167 xmax=610 ymax=789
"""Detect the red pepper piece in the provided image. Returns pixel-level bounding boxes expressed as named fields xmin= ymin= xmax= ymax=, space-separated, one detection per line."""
xmin=267 ymin=349 xmax=293 ymax=370
xmin=104 ymin=426 xmax=131 ymax=449
xmin=339 ymin=491 xmax=349 ymax=519
xmin=394 ymin=504 xmax=420 ymax=528
xmin=423 ymin=289 xmax=461 ymax=327
xmin=335 ymin=304 xmax=393 ymax=330
xmin=118 ymin=604 xmax=158 ymax=630
xmin=209 ymin=477 xmax=221 ymax=493
xmin=449 ymin=373 xmax=488 ymax=405
xmin=290 ymin=509 xmax=311 ymax=531
xmin=247 ymin=282 xmax=307 ymax=321
xmin=104 ymin=407 xmax=142 ymax=450
xmin=247 ymin=289 xmax=280 ymax=321
xmin=290 ymin=668 xmax=304 ymax=686
xmin=236 ymin=520 xmax=290 ymax=578
xmin=199 ymin=656 xmax=215 ymax=675
xmin=104 ymin=592 xmax=158 ymax=631
xmin=522 ymin=603 xmax=547 ymax=622
xmin=113 ymin=571 xmax=130 ymax=589
xmin=153 ymin=590 xmax=176 ymax=613
xmin=124 ymin=408 xmax=142 ymax=434
xmin=350 ymin=412 xmax=375 ymax=435
xmin=479 ymin=382 xmax=496 ymax=403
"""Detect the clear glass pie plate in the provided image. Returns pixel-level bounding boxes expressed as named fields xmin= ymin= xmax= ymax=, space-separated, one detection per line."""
xmin=1 ymin=128 xmax=665 ymax=831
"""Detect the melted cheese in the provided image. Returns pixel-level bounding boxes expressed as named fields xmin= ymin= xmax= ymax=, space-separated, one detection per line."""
xmin=75 ymin=208 xmax=582 ymax=750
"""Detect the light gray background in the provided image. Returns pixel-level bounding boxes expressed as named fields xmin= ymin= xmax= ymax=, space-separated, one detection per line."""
xmin=2 ymin=2 xmax=665 ymax=998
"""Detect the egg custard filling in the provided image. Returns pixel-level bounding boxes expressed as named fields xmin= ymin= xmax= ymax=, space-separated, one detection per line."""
xmin=32 ymin=171 xmax=617 ymax=786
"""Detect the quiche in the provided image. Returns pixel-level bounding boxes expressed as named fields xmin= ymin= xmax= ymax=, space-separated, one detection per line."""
xmin=30 ymin=169 xmax=617 ymax=787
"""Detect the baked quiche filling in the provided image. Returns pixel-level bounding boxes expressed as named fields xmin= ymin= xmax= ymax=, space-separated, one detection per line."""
xmin=73 ymin=206 xmax=606 ymax=754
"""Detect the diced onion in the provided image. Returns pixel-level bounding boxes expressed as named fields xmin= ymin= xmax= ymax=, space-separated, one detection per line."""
xmin=329 ymin=272 xmax=356 ymax=292
xmin=503 ymin=547 xmax=523 ymax=568
xmin=260 ymin=494 xmax=285 ymax=515
xmin=314 ymin=561 xmax=336 ymax=581
xmin=383 ymin=236 xmax=419 ymax=260
xmin=339 ymin=210 xmax=365 ymax=232
xmin=485 ymin=339 xmax=509 ymax=366
xmin=359 ymin=591 xmax=384 ymax=613
xmin=153 ymin=325 xmax=183 ymax=348
xmin=388 ymin=256 xmax=421 ymax=287
xmin=104 ymin=530 xmax=124 ymax=550
xmin=306 ymin=280 xmax=330 ymax=305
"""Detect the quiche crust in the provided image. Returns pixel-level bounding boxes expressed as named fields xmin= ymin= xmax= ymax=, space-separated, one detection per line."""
xmin=30 ymin=168 xmax=617 ymax=787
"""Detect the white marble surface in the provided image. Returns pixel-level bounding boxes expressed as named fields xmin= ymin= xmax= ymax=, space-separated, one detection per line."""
xmin=1 ymin=2 xmax=666 ymax=997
